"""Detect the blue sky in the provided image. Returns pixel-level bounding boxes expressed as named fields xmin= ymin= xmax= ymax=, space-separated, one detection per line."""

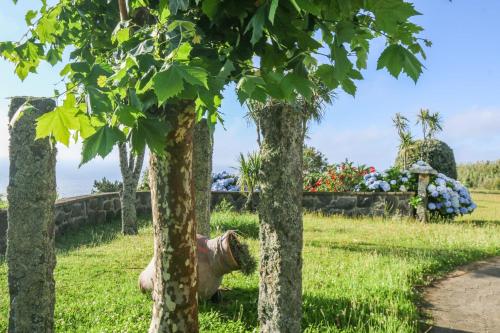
xmin=1 ymin=0 xmax=500 ymax=196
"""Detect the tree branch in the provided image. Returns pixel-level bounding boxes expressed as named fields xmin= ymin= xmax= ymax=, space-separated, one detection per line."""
xmin=133 ymin=149 xmax=146 ymax=183
xmin=118 ymin=142 xmax=130 ymax=179
xmin=118 ymin=0 xmax=129 ymax=21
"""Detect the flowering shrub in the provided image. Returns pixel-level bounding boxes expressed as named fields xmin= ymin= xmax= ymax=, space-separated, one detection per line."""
xmin=211 ymin=171 xmax=240 ymax=192
xmin=358 ymin=162 xmax=477 ymax=219
xmin=426 ymin=173 xmax=476 ymax=218
xmin=304 ymin=161 xmax=373 ymax=192
xmin=357 ymin=167 xmax=417 ymax=192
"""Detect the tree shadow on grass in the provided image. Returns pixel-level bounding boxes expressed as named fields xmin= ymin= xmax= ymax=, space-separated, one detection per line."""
xmin=201 ymin=286 xmax=419 ymax=332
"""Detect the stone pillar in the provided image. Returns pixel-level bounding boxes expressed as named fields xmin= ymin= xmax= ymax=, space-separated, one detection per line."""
xmin=410 ymin=161 xmax=437 ymax=223
xmin=258 ymin=102 xmax=304 ymax=333
xmin=7 ymin=97 xmax=57 ymax=332
xmin=193 ymin=118 xmax=213 ymax=236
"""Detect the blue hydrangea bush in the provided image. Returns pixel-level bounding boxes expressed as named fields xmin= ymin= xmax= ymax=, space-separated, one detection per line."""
xmin=427 ymin=173 xmax=476 ymax=218
xmin=211 ymin=171 xmax=240 ymax=192
xmin=357 ymin=165 xmax=476 ymax=219
xmin=357 ymin=167 xmax=417 ymax=192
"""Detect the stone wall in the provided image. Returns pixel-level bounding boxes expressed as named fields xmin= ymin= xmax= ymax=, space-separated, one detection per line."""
xmin=0 ymin=191 xmax=415 ymax=254
xmin=211 ymin=191 xmax=415 ymax=217
xmin=0 ymin=192 xmax=152 ymax=254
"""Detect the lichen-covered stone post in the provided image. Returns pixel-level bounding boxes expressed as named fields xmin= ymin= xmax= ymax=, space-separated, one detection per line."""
xmin=193 ymin=118 xmax=213 ymax=236
xmin=258 ymin=102 xmax=304 ymax=333
xmin=410 ymin=161 xmax=437 ymax=223
xmin=7 ymin=97 xmax=57 ymax=332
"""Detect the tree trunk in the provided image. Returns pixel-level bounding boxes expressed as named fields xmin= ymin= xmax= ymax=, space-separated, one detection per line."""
xmin=148 ymin=101 xmax=198 ymax=333
xmin=258 ymin=102 xmax=304 ymax=333
xmin=193 ymin=118 xmax=213 ymax=236
xmin=119 ymin=143 xmax=145 ymax=235
xmin=7 ymin=97 xmax=57 ymax=333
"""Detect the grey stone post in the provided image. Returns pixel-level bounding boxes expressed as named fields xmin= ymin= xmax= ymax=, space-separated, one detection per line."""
xmin=7 ymin=97 xmax=57 ymax=332
xmin=193 ymin=118 xmax=213 ymax=236
xmin=410 ymin=161 xmax=437 ymax=223
xmin=258 ymin=102 xmax=304 ymax=333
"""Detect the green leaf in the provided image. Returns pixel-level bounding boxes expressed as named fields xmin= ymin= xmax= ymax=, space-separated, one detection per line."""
xmin=315 ymin=64 xmax=339 ymax=90
xmin=280 ymin=73 xmax=313 ymax=100
xmin=158 ymin=0 xmax=171 ymax=23
xmin=36 ymin=95 xmax=80 ymax=146
xmin=112 ymin=27 xmax=130 ymax=45
xmin=294 ymin=0 xmax=321 ymax=15
xmin=341 ymin=78 xmax=356 ymax=96
xmin=25 ymin=10 xmax=37 ymax=26
xmin=202 ymin=0 xmax=219 ymax=19
xmin=377 ymin=44 xmax=423 ymax=82
xmin=46 ymin=48 xmax=60 ymax=66
xmin=369 ymin=0 xmax=421 ymax=33
xmin=81 ymin=126 xmax=125 ymax=165
xmin=335 ymin=21 xmax=355 ymax=44
xmin=332 ymin=44 xmax=352 ymax=82
xmin=152 ymin=65 xmax=184 ymax=105
xmin=169 ymin=0 xmax=190 ymax=14
xmin=88 ymin=87 xmax=113 ymax=114
xmin=171 ymin=42 xmax=192 ymax=61
xmin=70 ymin=62 xmax=91 ymax=73
xmin=178 ymin=65 xmax=208 ymax=88
xmin=245 ymin=5 xmax=267 ymax=45
xmin=269 ymin=0 xmax=279 ymax=24
xmin=131 ymin=117 xmax=171 ymax=154
xmin=115 ymin=105 xmax=144 ymax=127
xmin=77 ymin=115 xmax=96 ymax=139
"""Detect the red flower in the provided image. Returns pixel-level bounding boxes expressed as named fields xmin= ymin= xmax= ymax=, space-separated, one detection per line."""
xmin=369 ymin=166 xmax=376 ymax=173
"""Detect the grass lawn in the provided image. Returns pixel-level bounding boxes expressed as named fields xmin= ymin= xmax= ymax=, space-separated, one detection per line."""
xmin=0 ymin=192 xmax=499 ymax=332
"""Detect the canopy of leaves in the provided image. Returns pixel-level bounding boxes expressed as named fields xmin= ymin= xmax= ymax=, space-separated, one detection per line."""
xmin=1 ymin=0 xmax=428 ymax=163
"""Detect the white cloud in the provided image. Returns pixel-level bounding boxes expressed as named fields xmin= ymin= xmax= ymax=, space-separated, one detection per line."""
xmin=444 ymin=108 xmax=500 ymax=139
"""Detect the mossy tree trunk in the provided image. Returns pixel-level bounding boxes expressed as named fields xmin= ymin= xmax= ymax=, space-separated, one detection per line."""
xmin=7 ymin=97 xmax=57 ymax=333
xmin=193 ymin=119 xmax=213 ymax=236
xmin=258 ymin=102 xmax=304 ymax=333
xmin=148 ymin=101 xmax=198 ymax=333
xmin=118 ymin=143 xmax=145 ymax=235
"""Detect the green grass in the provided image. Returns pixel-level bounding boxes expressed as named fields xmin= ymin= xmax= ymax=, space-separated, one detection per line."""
xmin=0 ymin=194 xmax=500 ymax=332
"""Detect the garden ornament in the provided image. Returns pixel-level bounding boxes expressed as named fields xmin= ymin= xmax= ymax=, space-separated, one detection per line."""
xmin=139 ymin=230 xmax=255 ymax=300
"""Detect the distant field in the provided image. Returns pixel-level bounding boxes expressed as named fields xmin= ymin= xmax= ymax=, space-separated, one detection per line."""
xmin=457 ymin=192 xmax=500 ymax=223
xmin=0 ymin=192 xmax=499 ymax=332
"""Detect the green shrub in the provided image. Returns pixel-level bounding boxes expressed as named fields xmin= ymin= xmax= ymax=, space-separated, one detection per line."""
xmin=303 ymin=145 xmax=329 ymax=177
xmin=395 ymin=139 xmax=457 ymax=179
xmin=458 ymin=160 xmax=500 ymax=190
xmin=137 ymin=167 xmax=150 ymax=191
xmin=0 ymin=195 xmax=7 ymax=209
xmin=91 ymin=177 xmax=122 ymax=193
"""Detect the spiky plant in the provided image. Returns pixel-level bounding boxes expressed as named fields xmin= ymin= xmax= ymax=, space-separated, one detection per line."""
xmin=416 ymin=108 xmax=431 ymax=161
xmin=237 ymin=151 xmax=262 ymax=211
xmin=428 ymin=112 xmax=443 ymax=140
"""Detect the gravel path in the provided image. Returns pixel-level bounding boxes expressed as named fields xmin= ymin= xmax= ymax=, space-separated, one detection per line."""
xmin=423 ymin=257 xmax=500 ymax=333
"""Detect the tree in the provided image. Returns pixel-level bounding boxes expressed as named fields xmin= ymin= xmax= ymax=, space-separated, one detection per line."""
xmin=392 ymin=113 xmax=413 ymax=169
xmin=303 ymin=145 xmax=329 ymax=176
xmin=91 ymin=177 xmax=122 ymax=193
xmin=1 ymin=0 xmax=427 ymax=331
xmin=118 ymin=143 xmax=145 ymax=234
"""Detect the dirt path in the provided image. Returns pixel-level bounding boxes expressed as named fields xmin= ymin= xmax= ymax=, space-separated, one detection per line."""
xmin=423 ymin=256 xmax=500 ymax=333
